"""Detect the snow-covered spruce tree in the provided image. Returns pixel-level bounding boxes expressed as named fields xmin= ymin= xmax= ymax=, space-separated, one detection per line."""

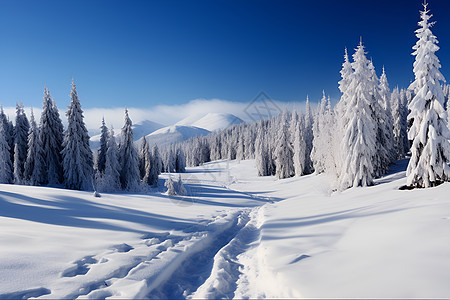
xmin=139 ymin=136 xmax=150 ymax=180
xmin=399 ymin=89 xmax=411 ymax=155
xmin=96 ymin=117 xmax=109 ymax=174
xmin=176 ymin=174 xmax=186 ymax=196
xmin=255 ymin=123 xmax=268 ymax=176
xmin=292 ymin=111 xmax=307 ymax=176
xmin=148 ymin=144 xmax=162 ymax=186
xmin=392 ymin=87 xmax=408 ymax=159
xmin=0 ymin=107 xmax=14 ymax=167
xmin=311 ymin=92 xmax=328 ymax=174
xmin=304 ymin=96 xmax=314 ymax=174
xmin=373 ymin=65 xmax=395 ymax=176
xmin=39 ymin=88 xmax=64 ymax=185
xmin=406 ymin=2 xmax=450 ymax=188
xmin=61 ymin=81 xmax=94 ymax=190
xmin=274 ymin=111 xmax=294 ymax=179
xmin=333 ymin=48 xmax=354 ymax=180
xmin=0 ymin=119 xmax=13 ymax=184
xmin=24 ymin=109 xmax=43 ymax=185
xmin=97 ymin=127 xmax=121 ymax=192
xmin=13 ymin=102 xmax=30 ymax=184
xmin=118 ymin=109 xmax=140 ymax=191
xmin=338 ymin=42 xmax=377 ymax=190
xmin=175 ymin=147 xmax=186 ymax=173
xmin=165 ymin=175 xmax=176 ymax=195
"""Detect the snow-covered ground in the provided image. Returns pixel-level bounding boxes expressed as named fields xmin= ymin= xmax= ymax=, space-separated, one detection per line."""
xmin=0 ymin=159 xmax=449 ymax=298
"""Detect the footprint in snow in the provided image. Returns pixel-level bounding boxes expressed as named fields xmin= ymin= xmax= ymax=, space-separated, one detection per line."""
xmin=110 ymin=243 xmax=134 ymax=253
xmin=61 ymin=255 xmax=98 ymax=277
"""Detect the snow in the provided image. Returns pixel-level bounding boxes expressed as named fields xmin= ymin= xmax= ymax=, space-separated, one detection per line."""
xmin=90 ymin=120 xmax=164 ymax=149
xmin=191 ymin=113 xmax=243 ymax=132
xmin=1 ymin=159 xmax=450 ymax=298
xmin=140 ymin=125 xmax=210 ymax=147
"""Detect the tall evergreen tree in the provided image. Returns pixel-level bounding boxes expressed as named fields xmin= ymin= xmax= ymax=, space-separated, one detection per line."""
xmin=0 ymin=119 xmax=13 ymax=184
xmin=0 ymin=107 xmax=14 ymax=167
xmin=406 ymin=2 xmax=450 ymax=188
xmin=338 ymin=42 xmax=377 ymax=190
xmin=97 ymin=127 xmax=121 ymax=192
xmin=24 ymin=109 xmax=43 ymax=185
xmin=96 ymin=117 xmax=109 ymax=174
xmin=148 ymin=144 xmax=162 ymax=186
xmin=274 ymin=112 xmax=294 ymax=179
xmin=39 ymin=88 xmax=64 ymax=185
xmin=391 ymin=87 xmax=408 ymax=159
xmin=139 ymin=136 xmax=150 ymax=180
xmin=118 ymin=109 xmax=140 ymax=191
xmin=304 ymin=96 xmax=314 ymax=174
xmin=13 ymin=102 xmax=30 ymax=184
xmin=292 ymin=112 xmax=307 ymax=177
xmin=62 ymin=81 xmax=94 ymax=190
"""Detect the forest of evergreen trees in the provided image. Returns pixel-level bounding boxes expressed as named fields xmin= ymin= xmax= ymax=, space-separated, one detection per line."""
xmin=0 ymin=2 xmax=448 ymax=193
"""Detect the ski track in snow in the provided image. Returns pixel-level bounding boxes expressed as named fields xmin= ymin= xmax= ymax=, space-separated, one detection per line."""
xmin=22 ymin=180 xmax=270 ymax=299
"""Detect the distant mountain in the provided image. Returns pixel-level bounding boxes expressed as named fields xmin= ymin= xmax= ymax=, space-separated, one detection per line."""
xmin=91 ymin=113 xmax=244 ymax=149
xmin=138 ymin=125 xmax=210 ymax=148
xmin=176 ymin=113 xmax=243 ymax=132
xmin=90 ymin=120 xmax=164 ymax=149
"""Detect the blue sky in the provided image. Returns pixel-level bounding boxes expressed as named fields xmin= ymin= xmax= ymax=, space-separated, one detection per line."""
xmin=0 ymin=0 xmax=449 ymax=109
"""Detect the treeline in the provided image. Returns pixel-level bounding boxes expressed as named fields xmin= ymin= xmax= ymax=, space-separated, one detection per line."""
xmin=0 ymin=82 xmax=186 ymax=192
xmin=172 ymin=3 xmax=450 ymax=190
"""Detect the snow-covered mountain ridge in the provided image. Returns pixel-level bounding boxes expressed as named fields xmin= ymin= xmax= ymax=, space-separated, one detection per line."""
xmin=90 ymin=112 xmax=242 ymax=149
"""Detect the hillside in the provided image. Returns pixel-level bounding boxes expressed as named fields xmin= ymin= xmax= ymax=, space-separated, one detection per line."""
xmin=0 ymin=159 xmax=449 ymax=298
xmin=90 ymin=120 xmax=164 ymax=149
xmin=178 ymin=113 xmax=243 ymax=132
xmin=139 ymin=125 xmax=211 ymax=148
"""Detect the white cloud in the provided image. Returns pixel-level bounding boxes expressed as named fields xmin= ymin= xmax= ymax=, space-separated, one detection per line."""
xmin=2 ymin=98 xmax=311 ymax=136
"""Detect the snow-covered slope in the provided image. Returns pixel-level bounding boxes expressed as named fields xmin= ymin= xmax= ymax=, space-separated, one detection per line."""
xmin=139 ymin=125 xmax=210 ymax=147
xmin=90 ymin=120 xmax=164 ymax=149
xmin=176 ymin=113 xmax=243 ymax=132
xmin=1 ymin=159 xmax=450 ymax=298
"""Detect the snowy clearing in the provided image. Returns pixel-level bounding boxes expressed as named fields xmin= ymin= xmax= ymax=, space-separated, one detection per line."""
xmin=0 ymin=159 xmax=449 ymax=298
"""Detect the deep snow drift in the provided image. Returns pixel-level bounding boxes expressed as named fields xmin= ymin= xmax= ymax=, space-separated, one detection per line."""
xmin=0 ymin=159 xmax=449 ymax=298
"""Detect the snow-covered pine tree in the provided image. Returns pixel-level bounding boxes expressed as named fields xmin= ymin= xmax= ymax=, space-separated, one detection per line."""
xmin=338 ymin=41 xmax=377 ymax=190
xmin=406 ymin=2 xmax=450 ymax=188
xmin=13 ymin=102 xmax=30 ymax=184
xmin=61 ymin=81 xmax=94 ymax=190
xmin=392 ymin=87 xmax=408 ymax=159
xmin=399 ymin=89 xmax=411 ymax=155
xmin=165 ymin=175 xmax=176 ymax=195
xmin=0 ymin=119 xmax=13 ymax=184
xmin=311 ymin=91 xmax=328 ymax=174
xmin=39 ymin=88 xmax=64 ymax=185
xmin=374 ymin=65 xmax=395 ymax=176
xmin=175 ymin=147 xmax=186 ymax=173
xmin=292 ymin=112 xmax=307 ymax=176
xmin=176 ymin=174 xmax=186 ymax=196
xmin=24 ymin=109 xmax=43 ymax=185
xmin=149 ymin=144 xmax=162 ymax=186
xmin=304 ymin=96 xmax=314 ymax=174
xmin=0 ymin=107 xmax=14 ymax=168
xmin=333 ymin=48 xmax=354 ymax=180
xmin=97 ymin=127 xmax=121 ymax=192
xmin=118 ymin=109 xmax=140 ymax=191
xmin=96 ymin=117 xmax=109 ymax=174
xmin=274 ymin=111 xmax=294 ymax=179
xmin=255 ymin=123 xmax=268 ymax=176
xmin=139 ymin=136 xmax=150 ymax=180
